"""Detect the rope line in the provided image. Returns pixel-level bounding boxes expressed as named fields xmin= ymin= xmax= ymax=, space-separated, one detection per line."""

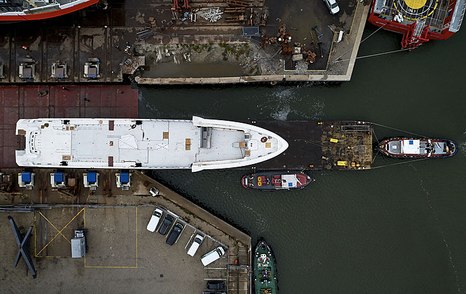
xmin=333 ymin=23 xmax=388 ymax=63
xmin=360 ymin=24 xmax=388 ymax=44
xmin=371 ymin=122 xmax=427 ymax=137
xmin=334 ymin=48 xmax=411 ymax=63
xmin=371 ymin=157 xmax=429 ymax=169
xmin=355 ymin=48 xmax=412 ymax=60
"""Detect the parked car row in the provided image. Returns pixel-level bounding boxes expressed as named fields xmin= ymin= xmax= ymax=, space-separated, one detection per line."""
xmin=146 ymin=207 xmax=226 ymax=266
xmin=146 ymin=207 xmax=184 ymax=245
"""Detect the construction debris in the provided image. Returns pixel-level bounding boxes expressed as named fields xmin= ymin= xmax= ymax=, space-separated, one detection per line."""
xmin=196 ymin=7 xmax=223 ymax=22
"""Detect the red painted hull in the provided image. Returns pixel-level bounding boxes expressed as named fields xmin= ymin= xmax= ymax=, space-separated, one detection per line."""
xmin=368 ymin=0 xmax=458 ymax=48
xmin=0 ymin=0 xmax=99 ymax=22
xmin=241 ymin=172 xmax=314 ymax=191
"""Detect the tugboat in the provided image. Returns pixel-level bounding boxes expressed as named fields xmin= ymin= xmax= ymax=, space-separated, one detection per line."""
xmin=241 ymin=171 xmax=314 ymax=191
xmin=254 ymin=239 xmax=278 ymax=294
xmin=378 ymin=137 xmax=457 ymax=159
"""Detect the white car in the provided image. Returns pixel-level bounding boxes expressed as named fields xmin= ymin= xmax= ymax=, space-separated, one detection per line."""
xmin=146 ymin=208 xmax=164 ymax=232
xmin=149 ymin=187 xmax=159 ymax=197
xmin=324 ymin=0 xmax=340 ymax=14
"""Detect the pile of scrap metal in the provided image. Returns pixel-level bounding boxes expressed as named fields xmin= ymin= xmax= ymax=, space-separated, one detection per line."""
xmin=263 ymin=24 xmax=293 ymax=54
xmin=262 ymin=24 xmax=318 ymax=65
xmin=224 ymin=0 xmax=264 ymax=25
xmin=196 ymin=7 xmax=223 ymax=22
xmin=292 ymin=43 xmax=317 ymax=64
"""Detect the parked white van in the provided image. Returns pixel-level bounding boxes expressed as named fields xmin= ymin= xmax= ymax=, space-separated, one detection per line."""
xmin=200 ymin=246 xmax=225 ymax=266
xmin=146 ymin=208 xmax=164 ymax=232
xmin=323 ymin=0 xmax=340 ymax=14
xmin=187 ymin=233 xmax=204 ymax=257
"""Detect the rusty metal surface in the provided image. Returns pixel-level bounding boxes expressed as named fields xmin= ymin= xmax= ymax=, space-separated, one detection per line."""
xmin=252 ymin=120 xmax=373 ymax=171
xmin=0 ymin=0 xmax=366 ymax=84
xmin=0 ymin=25 xmax=140 ymax=83
xmin=0 ymin=85 xmax=138 ymax=168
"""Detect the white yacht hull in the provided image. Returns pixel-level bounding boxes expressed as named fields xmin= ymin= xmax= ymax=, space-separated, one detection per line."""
xmin=16 ymin=116 xmax=289 ymax=172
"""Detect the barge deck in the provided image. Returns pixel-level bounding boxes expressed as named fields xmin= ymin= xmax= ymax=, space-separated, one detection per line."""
xmin=253 ymin=120 xmax=373 ymax=171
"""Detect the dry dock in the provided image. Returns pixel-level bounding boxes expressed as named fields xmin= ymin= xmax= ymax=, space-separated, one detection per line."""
xmin=0 ymin=84 xmax=138 ymax=168
xmin=0 ymin=170 xmax=251 ymax=293
xmin=0 ymin=0 xmax=370 ymax=84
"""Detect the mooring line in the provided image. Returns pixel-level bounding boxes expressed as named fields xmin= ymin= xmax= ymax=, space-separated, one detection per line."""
xmin=372 ymin=128 xmax=380 ymax=144
xmin=371 ymin=157 xmax=429 ymax=169
xmin=371 ymin=122 xmax=427 ymax=137
xmin=333 ymin=23 xmax=393 ymax=63
xmin=334 ymin=48 xmax=411 ymax=63
xmin=360 ymin=23 xmax=388 ymax=44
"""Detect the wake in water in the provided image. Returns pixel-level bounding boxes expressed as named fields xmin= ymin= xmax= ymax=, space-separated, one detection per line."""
xmin=458 ymin=142 xmax=466 ymax=157
xmin=266 ymin=87 xmax=325 ymax=121
xmin=457 ymin=130 xmax=466 ymax=156
xmin=411 ymin=164 xmax=463 ymax=293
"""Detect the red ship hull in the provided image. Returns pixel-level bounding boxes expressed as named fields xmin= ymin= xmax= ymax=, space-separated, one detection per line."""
xmin=368 ymin=0 xmax=463 ymax=48
xmin=0 ymin=0 xmax=99 ymax=22
xmin=241 ymin=171 xmax=314 ymax=191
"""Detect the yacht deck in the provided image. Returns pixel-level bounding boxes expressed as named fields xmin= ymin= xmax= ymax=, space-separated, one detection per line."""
xmin=16 ymin=117 xmax=288 ymax=171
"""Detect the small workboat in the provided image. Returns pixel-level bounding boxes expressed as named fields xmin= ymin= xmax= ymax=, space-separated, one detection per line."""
xmin=241 ymin=171 xmax=314 ymax=191
xmin=254 ymin=239 xmax=278 ymax=294
xmin=378 ymin=137 xmax=457 ymax=159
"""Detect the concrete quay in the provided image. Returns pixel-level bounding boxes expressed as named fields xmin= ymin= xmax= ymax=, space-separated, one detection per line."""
xmin=0 ymin=170 xmax=251 ymax=293
xmin=0 ymin=0 xmax=370 ymax=84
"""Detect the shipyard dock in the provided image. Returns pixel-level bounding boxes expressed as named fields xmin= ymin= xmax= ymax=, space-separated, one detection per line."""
xmin=0 ymin=0 xmax=370 ymax=84
xmin=0 ymin=170 xmax=251 ymax=293
xmin=0 ymin=84 xmax=138 ymax=168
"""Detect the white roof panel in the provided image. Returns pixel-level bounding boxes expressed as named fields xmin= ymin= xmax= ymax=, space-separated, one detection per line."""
xmin=281 ymin=174 xmax=298 ymax=188
xmin=402 ymin=139 xmax=420 ymax=154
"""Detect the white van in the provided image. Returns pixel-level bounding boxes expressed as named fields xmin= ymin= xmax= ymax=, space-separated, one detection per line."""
xmin=187 ymin=233 xmax=204 ymax=257
xmin=323 ymin=0 xmax=340 ymax=14
xmin=146 ymin=208 xmax=164 ymax=232
xmin=200 ymin=246 xmax=225 ymax=266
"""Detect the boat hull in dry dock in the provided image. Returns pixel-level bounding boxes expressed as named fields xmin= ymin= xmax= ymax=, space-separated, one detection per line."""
xmin=378 ymin=137 xmax=457 ymax=159
xmin=241 ymin=171 xmax=314 ymax=191
xmin=15 ymin=116 xmax=289 ymax=172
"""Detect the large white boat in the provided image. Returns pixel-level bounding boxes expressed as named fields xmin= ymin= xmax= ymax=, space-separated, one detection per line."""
xmin=15 ymin=117 xmax=289 ymax=172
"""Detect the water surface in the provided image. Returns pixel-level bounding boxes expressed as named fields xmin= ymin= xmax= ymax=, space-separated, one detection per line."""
xmin=138 ymin=27 xmax=466 ymax=294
